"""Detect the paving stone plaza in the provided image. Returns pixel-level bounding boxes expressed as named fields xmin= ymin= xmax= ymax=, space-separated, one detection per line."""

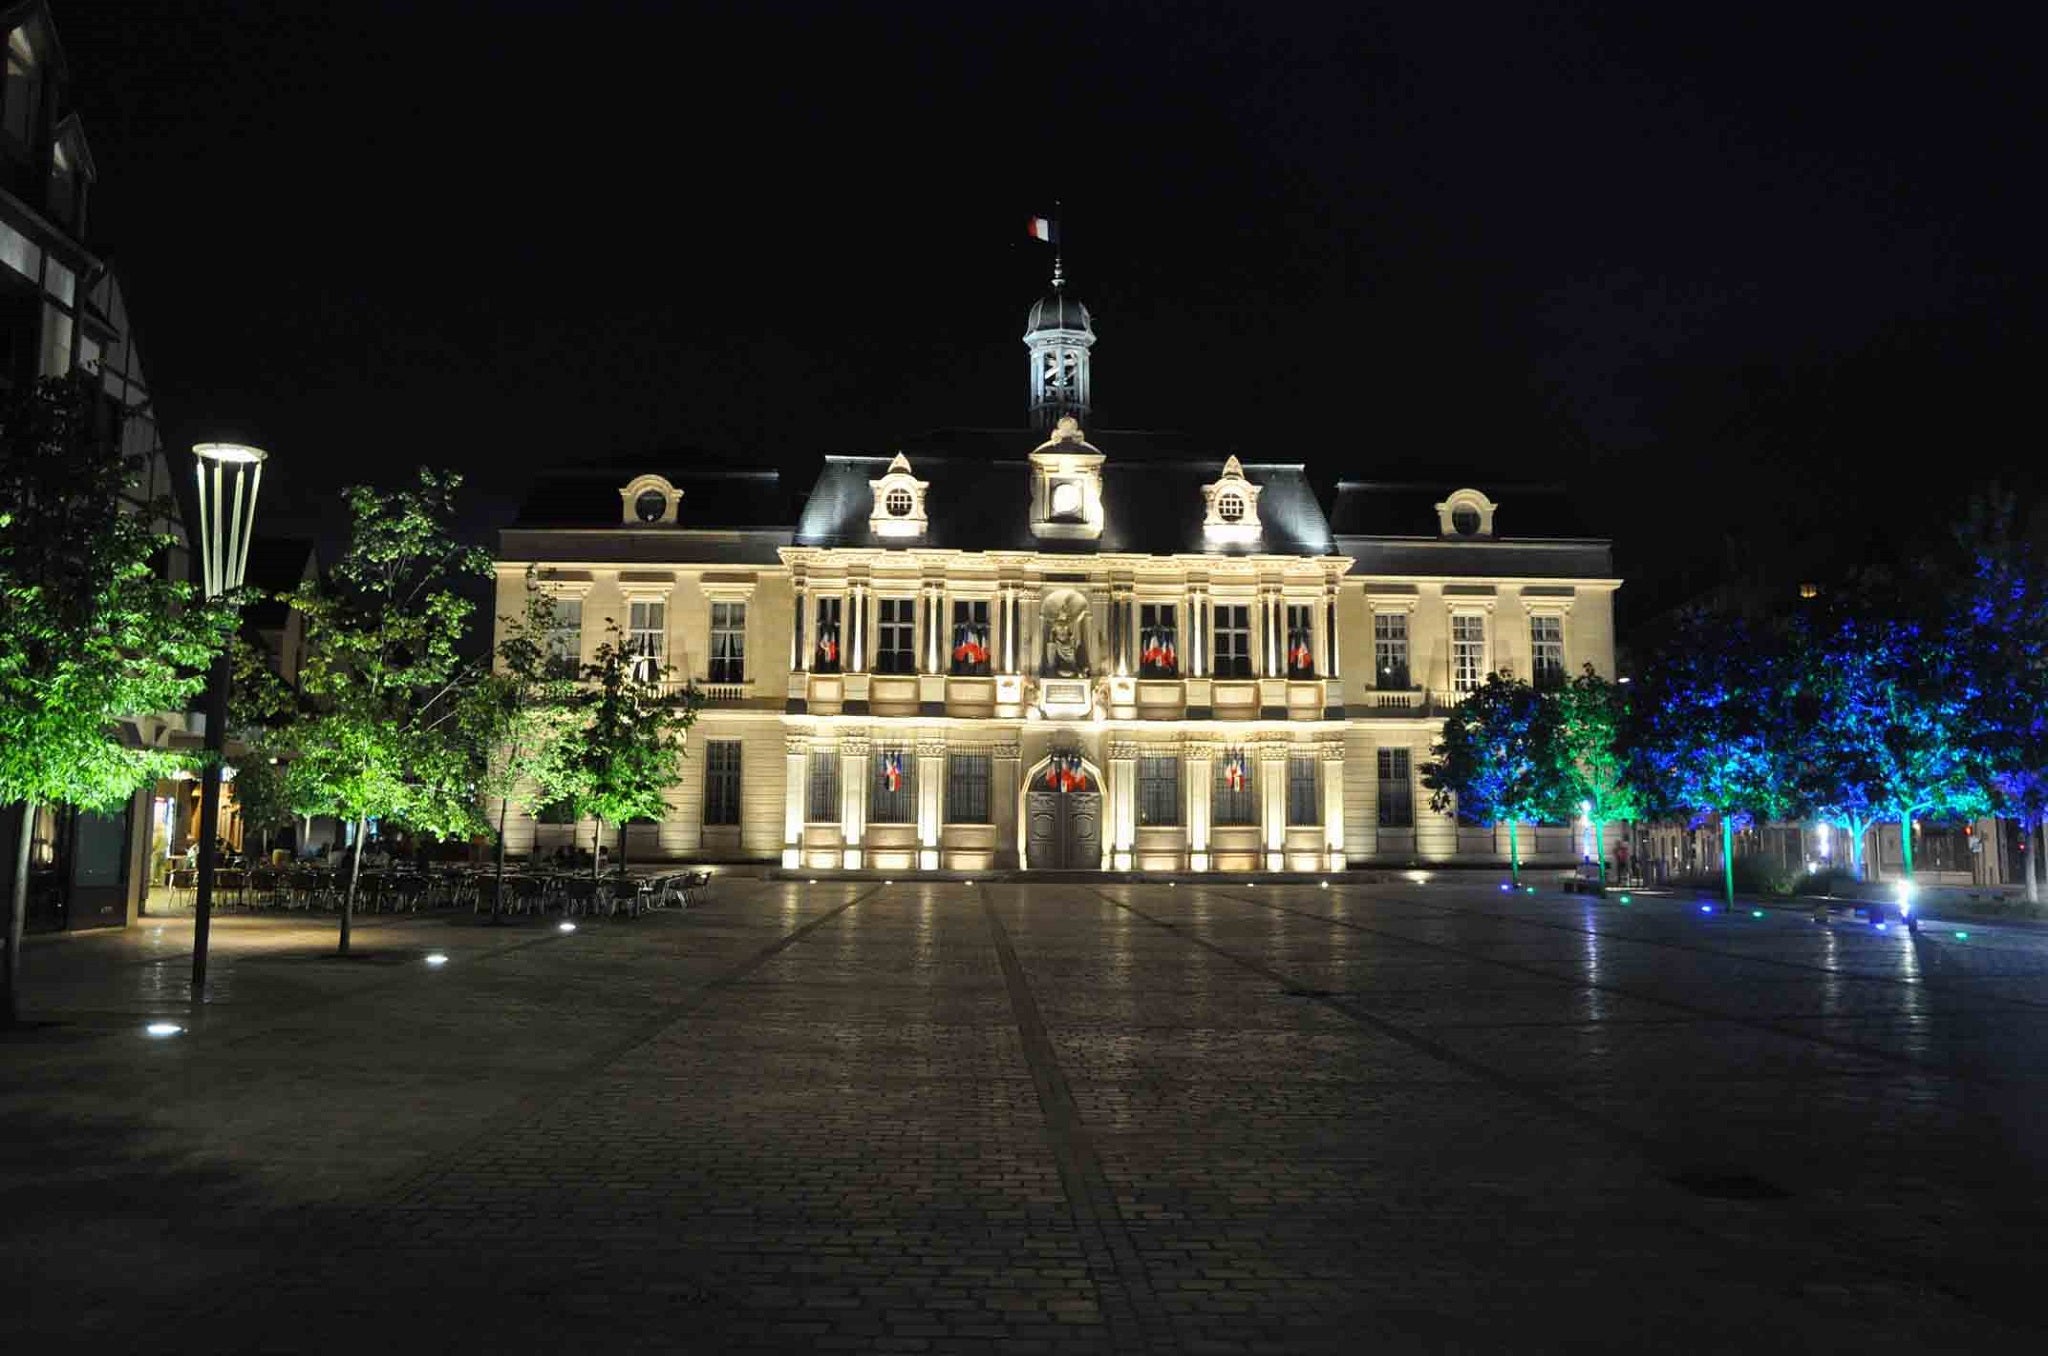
xmin=7 ymin=877 xmax=2048 ymax=1352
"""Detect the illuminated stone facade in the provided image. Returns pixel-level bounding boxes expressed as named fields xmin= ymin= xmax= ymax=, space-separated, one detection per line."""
xmin=494 ymin=280 xmax=1620 ymax=872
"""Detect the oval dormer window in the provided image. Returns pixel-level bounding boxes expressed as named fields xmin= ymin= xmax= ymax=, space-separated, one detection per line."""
xmin=1218 ymin=491 xmax=1245 ymax=523
xmin=635 ymin=489 xmax=668 ymax=522
xmin=1452 ymin=506 xmax=1480 ymax=536
xmin=885 ymin=486 xmax=914 ymax=517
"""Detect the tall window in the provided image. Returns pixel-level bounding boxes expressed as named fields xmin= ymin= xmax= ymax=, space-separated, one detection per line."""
xmin=951 ymin=599 xmax=991 ymax=676
xmin=1285 ymin=603 xmax=1316 ymax=677
xmin=1139 ymin=603 xmax=1179 ymax=677
xmin=1374 ymin=613 xmax=1410 ymax=688
xmin=703 ymin=741 xmax=741 ymax=826
xmin=875 ymin=598 xmax=915 ymax=674
xmin=807 ymin=751 xmax=840 ymax=823
xmin=1137 ymin=755 xmax=1181 ymax=826
xmin=1287 ymin=755 xmax=1321 ymax=826
xmin=870 ymin=748 xmax=915 ymax=823
xmin=545 ymin=597 xmax=583 ymax=674
xmin=1213 ymin=604 xmax=1252 ymax=678
xmin=946 ymin=752 xmax=991 ymax=823
xmin=1530 ymin=615 xmax=1564 ymax=690
xmin=1213 ymin=752 xmax=1257 ymax=827
xmin=1451 ymin=614 xmax=1486 ymax=692
xmin=628 ymin=601 xmax=666 ymax=682
xmin=813 ymin=596 xmax=842 ymax=673
xmin=3 ymin=26 xmax=41 ymax=146
xmin=709 ymin=601 xmax=746 ymax=683
xmin=1377 ymin=748 xmax=1413 ymax=828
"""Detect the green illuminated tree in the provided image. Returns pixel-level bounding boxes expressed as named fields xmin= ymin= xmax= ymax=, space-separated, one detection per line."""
xmin=1422 ymin=671 xmax=1558 ymax=884
xmin=224 ymin=637 xmax=303 ymax=861
xmin=467 ymin=569 xmax=581 ymax=920
xmin=558 ymin=623 xmax=698 ymax=883
xmin=1 ymin=375 xmax=234 ymax=1023
xmin=1546 ymin=665 xmax=1644 ymax=883
xmin=282 ymin=470 xmax=491 ymax=952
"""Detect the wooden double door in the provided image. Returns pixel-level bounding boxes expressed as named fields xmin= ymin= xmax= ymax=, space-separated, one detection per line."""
xmin=1025 ymin=790 xmax=1102 ymax=870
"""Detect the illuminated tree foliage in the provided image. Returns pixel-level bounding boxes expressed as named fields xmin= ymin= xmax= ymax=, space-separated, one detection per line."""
xmin=1949 ymin=489 xmax=2048 ymax=903
xmin=1546 ymin=664 xmax=1644 ymax=882
xmin=0 ymin=376 xmax=234 ymax=1022
xmin=1422 ymin=671 xmax=1556 ymax=883
xmin=1627 ymin=610 xmax=1796 ymax=910
xmin=283 ymin=470 xmax=491 ymax=952
xmin=467 ymin=569 xmax=582 ymax=919
xmin=558 ymin=623 xmax=698 ymax=881
xmin=1795 ymin=613 xmax=1986 ymax=882
xmin=225 ymin=637 xmax=308 ymax=860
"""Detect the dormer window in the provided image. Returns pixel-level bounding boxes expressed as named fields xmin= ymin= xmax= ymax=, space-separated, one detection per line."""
xmin=1200 ymin=456 xmax=1263 ymax=546
xmin=1434 ymin=489 xmax=1499 ymax=539
xmin=868 ymin=452 xmax=929 ymax=539
xmin=618 ymin=474 xmax=682 ymax=525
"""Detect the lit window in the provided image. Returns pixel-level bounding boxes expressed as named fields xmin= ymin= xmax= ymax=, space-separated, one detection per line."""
xmin=870 ymin=748 xmax=915 ymax=824
xmin=1376 ymin=749 xmax=1413 ymax=828
xmin=1374 ymin=613 xmax=1410 ymax=689
xmin=807 ymin=751 xmax=839 ymax=823
xmin=1213 ymin=605 xmax=1252 ymax=678
xmin=4 ymin=26 xmax=42 ymax=146
xmin=1287 ymin=756 xmax=1321 ymax=826
xmin=950 ymin=599 xmax=990 ymax=676
xmin=709 ymin=602 xmax=746 ymax=683
xmin=627 ymin=601 xmax=665 ymax=681
xmin=946 ymin=753 xmax=991 ymax=824
xmin=1138 ymin=756 xmax=1181 ymax=826
xmin=1530 ymin=615 xmax=1564 ymax=690
xmin=875 ymin=598 xmax=915 ymax=674
xmin=813 ymin=597 xmax=842 ymax=673
xmin=1213 ymin=753 xmax=1257 ymax=827
xmin=1139 ymin=604 xmax=1178 ymax=678
xmin=1452 ymin=614 xmax=1485 ymax=692
xmin=1799 ymin=583 xmax=1820 ymax=599
xmin=545 ymin=597 xmax=582 ymax=672
xmin=1285 ymin=603 xmax=1315 ymax=677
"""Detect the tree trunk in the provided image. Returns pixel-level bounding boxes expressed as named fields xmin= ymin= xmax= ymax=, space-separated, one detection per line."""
xmin=1720 ymin=816 xmax=1735 ymax=912
xmin=619 ymin=820 xmax=629 ymax=877
xmin=2031 ymin=819 xmax=2043 ymax=906
xmin=4 ymin=802 xmax=34 ymax=1027
xmin=1848 ymin=817 xmax=1866 ymax=882
xmin=1594 ymin=819 xmax=1607 ymax=884
xmin=1900 ymin=811 xmax=1915 ymax=881
xmin=1508 ymin=820 xmax=1520 ymax=885
xmin=592 ymin=817 xmax=604 ymax=884
xmin=491 ymin=794 xmax=510 ymax=924
xmin=341 ymin=814 xmax=366 ymax=955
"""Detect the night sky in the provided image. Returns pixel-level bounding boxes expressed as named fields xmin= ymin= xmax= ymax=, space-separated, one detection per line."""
xmin=55 ymin=2 xmax=2044 ymax=623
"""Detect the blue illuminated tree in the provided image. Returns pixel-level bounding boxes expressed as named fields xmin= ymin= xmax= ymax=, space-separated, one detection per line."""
xmin=1422 ymin=671 xmax=1558 ymax=884
xmin=1947 ymin=489 xmax=2048 ymax=902
xmin=1794 ymin=610 xmax=1982 ymax=888
xmin=1627 ymin=610 xmax=1796 ymax=910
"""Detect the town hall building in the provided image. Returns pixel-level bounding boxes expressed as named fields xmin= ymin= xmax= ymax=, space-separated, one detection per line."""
xmin=494 ymin=271 xmax=1620 ymax=872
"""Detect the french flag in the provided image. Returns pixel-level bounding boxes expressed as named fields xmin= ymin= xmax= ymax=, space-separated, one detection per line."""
xmin=1027 ymin=216 xmax=1057 ymax=244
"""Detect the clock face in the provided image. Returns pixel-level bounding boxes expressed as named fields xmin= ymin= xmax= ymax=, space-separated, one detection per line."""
xmin=1050 ymin=480 xmax=1082 ymax=518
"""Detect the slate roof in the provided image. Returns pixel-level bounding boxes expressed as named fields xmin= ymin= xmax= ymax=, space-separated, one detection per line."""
xmin=793 ymin=435 xmax=1335 ymax=557
xmin=512 ymin=466 xmax=792 ymax=530
xmin=1328 ymin=480 xmax=1604 ymax=541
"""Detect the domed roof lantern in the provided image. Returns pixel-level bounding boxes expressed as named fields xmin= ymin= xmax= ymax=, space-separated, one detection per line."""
xmin=1023 ymin=257 xmax=1095 ymax=431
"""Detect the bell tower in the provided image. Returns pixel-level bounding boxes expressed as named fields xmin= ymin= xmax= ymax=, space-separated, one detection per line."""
xmin=1023 ymin=259 xmax=1095 ymax=431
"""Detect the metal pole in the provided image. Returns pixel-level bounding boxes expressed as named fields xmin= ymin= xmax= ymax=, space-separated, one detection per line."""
xmin=191 ymin=647 xmax=231 ymax=1000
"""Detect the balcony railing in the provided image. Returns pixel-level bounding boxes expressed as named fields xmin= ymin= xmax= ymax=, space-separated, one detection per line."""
xmin=1360 ymin=687 xmax=1471 ymax=716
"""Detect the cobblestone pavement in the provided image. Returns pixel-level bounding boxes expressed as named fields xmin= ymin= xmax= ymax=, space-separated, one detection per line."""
xmin=7 ymin=878 xmax=2048 ymax=1352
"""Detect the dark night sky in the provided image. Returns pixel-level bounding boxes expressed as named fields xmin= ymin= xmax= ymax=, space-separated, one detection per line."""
xmin=53 ymin=1 xmax=2045 ymax=623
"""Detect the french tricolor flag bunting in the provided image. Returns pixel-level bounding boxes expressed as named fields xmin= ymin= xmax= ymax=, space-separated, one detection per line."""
xmin=1027 ymin=216 xmax=1057 ymax=244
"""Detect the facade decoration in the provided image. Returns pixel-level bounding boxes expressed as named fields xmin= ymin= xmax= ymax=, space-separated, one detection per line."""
xmin=492 ymin=277 xmax=1624 ymax=875
xmin=867 ymin=453 xmax=929 ymax=539
xmin=1201 ymin=455 xmax=1264 ymax=546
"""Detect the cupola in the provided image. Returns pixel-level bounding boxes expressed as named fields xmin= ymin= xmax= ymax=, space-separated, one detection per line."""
xmin=1023 ymin=259 xmax=1095 ymax=432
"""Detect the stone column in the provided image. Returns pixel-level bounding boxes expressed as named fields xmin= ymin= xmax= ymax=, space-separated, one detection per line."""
xmin=1186 ymin=740 xmax=1215 ymax=872
xmin=1321 ymin=740 xmax=1346 ymax=870
xmin=992 ymin=741 xmax=1022 ymax=869
xmin=782 ymin=735 xmax=808 ymax=869
xmin=1259 ymin=741 xmax=1288 ymax=872
xmin=1324 ymin=582 xmax=1341 ymax=681
xmin=1108 ymin=739 xmax=1137 ymax=871
xmin=1186 ymin=588 xmax=1205 ymax=677
xmin=791 ymin=578 xmax=808 ymax=673
xmin=839 ymin=733 xmax=869 ymax=869
xmin=916 ymin=738 xmax=945 ymax=870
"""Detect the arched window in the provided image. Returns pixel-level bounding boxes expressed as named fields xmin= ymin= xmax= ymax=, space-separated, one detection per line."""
xmin=634 ymin=489 xmax=668 ymax=522
xmin=1451 ymin=506 xmax=1480 ymax=536
xmin=885 ymin=486 xmax=913 ymax=517
xmin=1218 ymin=491 xmax=1245 ymax=523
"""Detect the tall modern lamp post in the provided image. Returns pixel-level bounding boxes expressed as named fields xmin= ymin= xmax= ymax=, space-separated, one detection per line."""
xmin=190 ymin=442 xmax=268 ymax=1001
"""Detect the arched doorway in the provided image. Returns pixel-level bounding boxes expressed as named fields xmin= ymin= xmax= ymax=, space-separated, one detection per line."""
xmin=1020 ymin=752 xmax=1103 ymax=870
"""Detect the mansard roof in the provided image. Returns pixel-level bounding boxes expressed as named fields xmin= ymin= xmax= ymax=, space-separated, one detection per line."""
xmin=512 ymin=464 xmax=791 ymax=529
xmin=794 ymin=444 xmax=1334 ymax=556
xmin=1330 ymin=480 xmax=1612 ymax=577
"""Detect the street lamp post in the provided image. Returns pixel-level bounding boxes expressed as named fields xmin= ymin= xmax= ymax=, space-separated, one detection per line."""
xmin=190 ymin=442 xmax=268 ymax=1002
